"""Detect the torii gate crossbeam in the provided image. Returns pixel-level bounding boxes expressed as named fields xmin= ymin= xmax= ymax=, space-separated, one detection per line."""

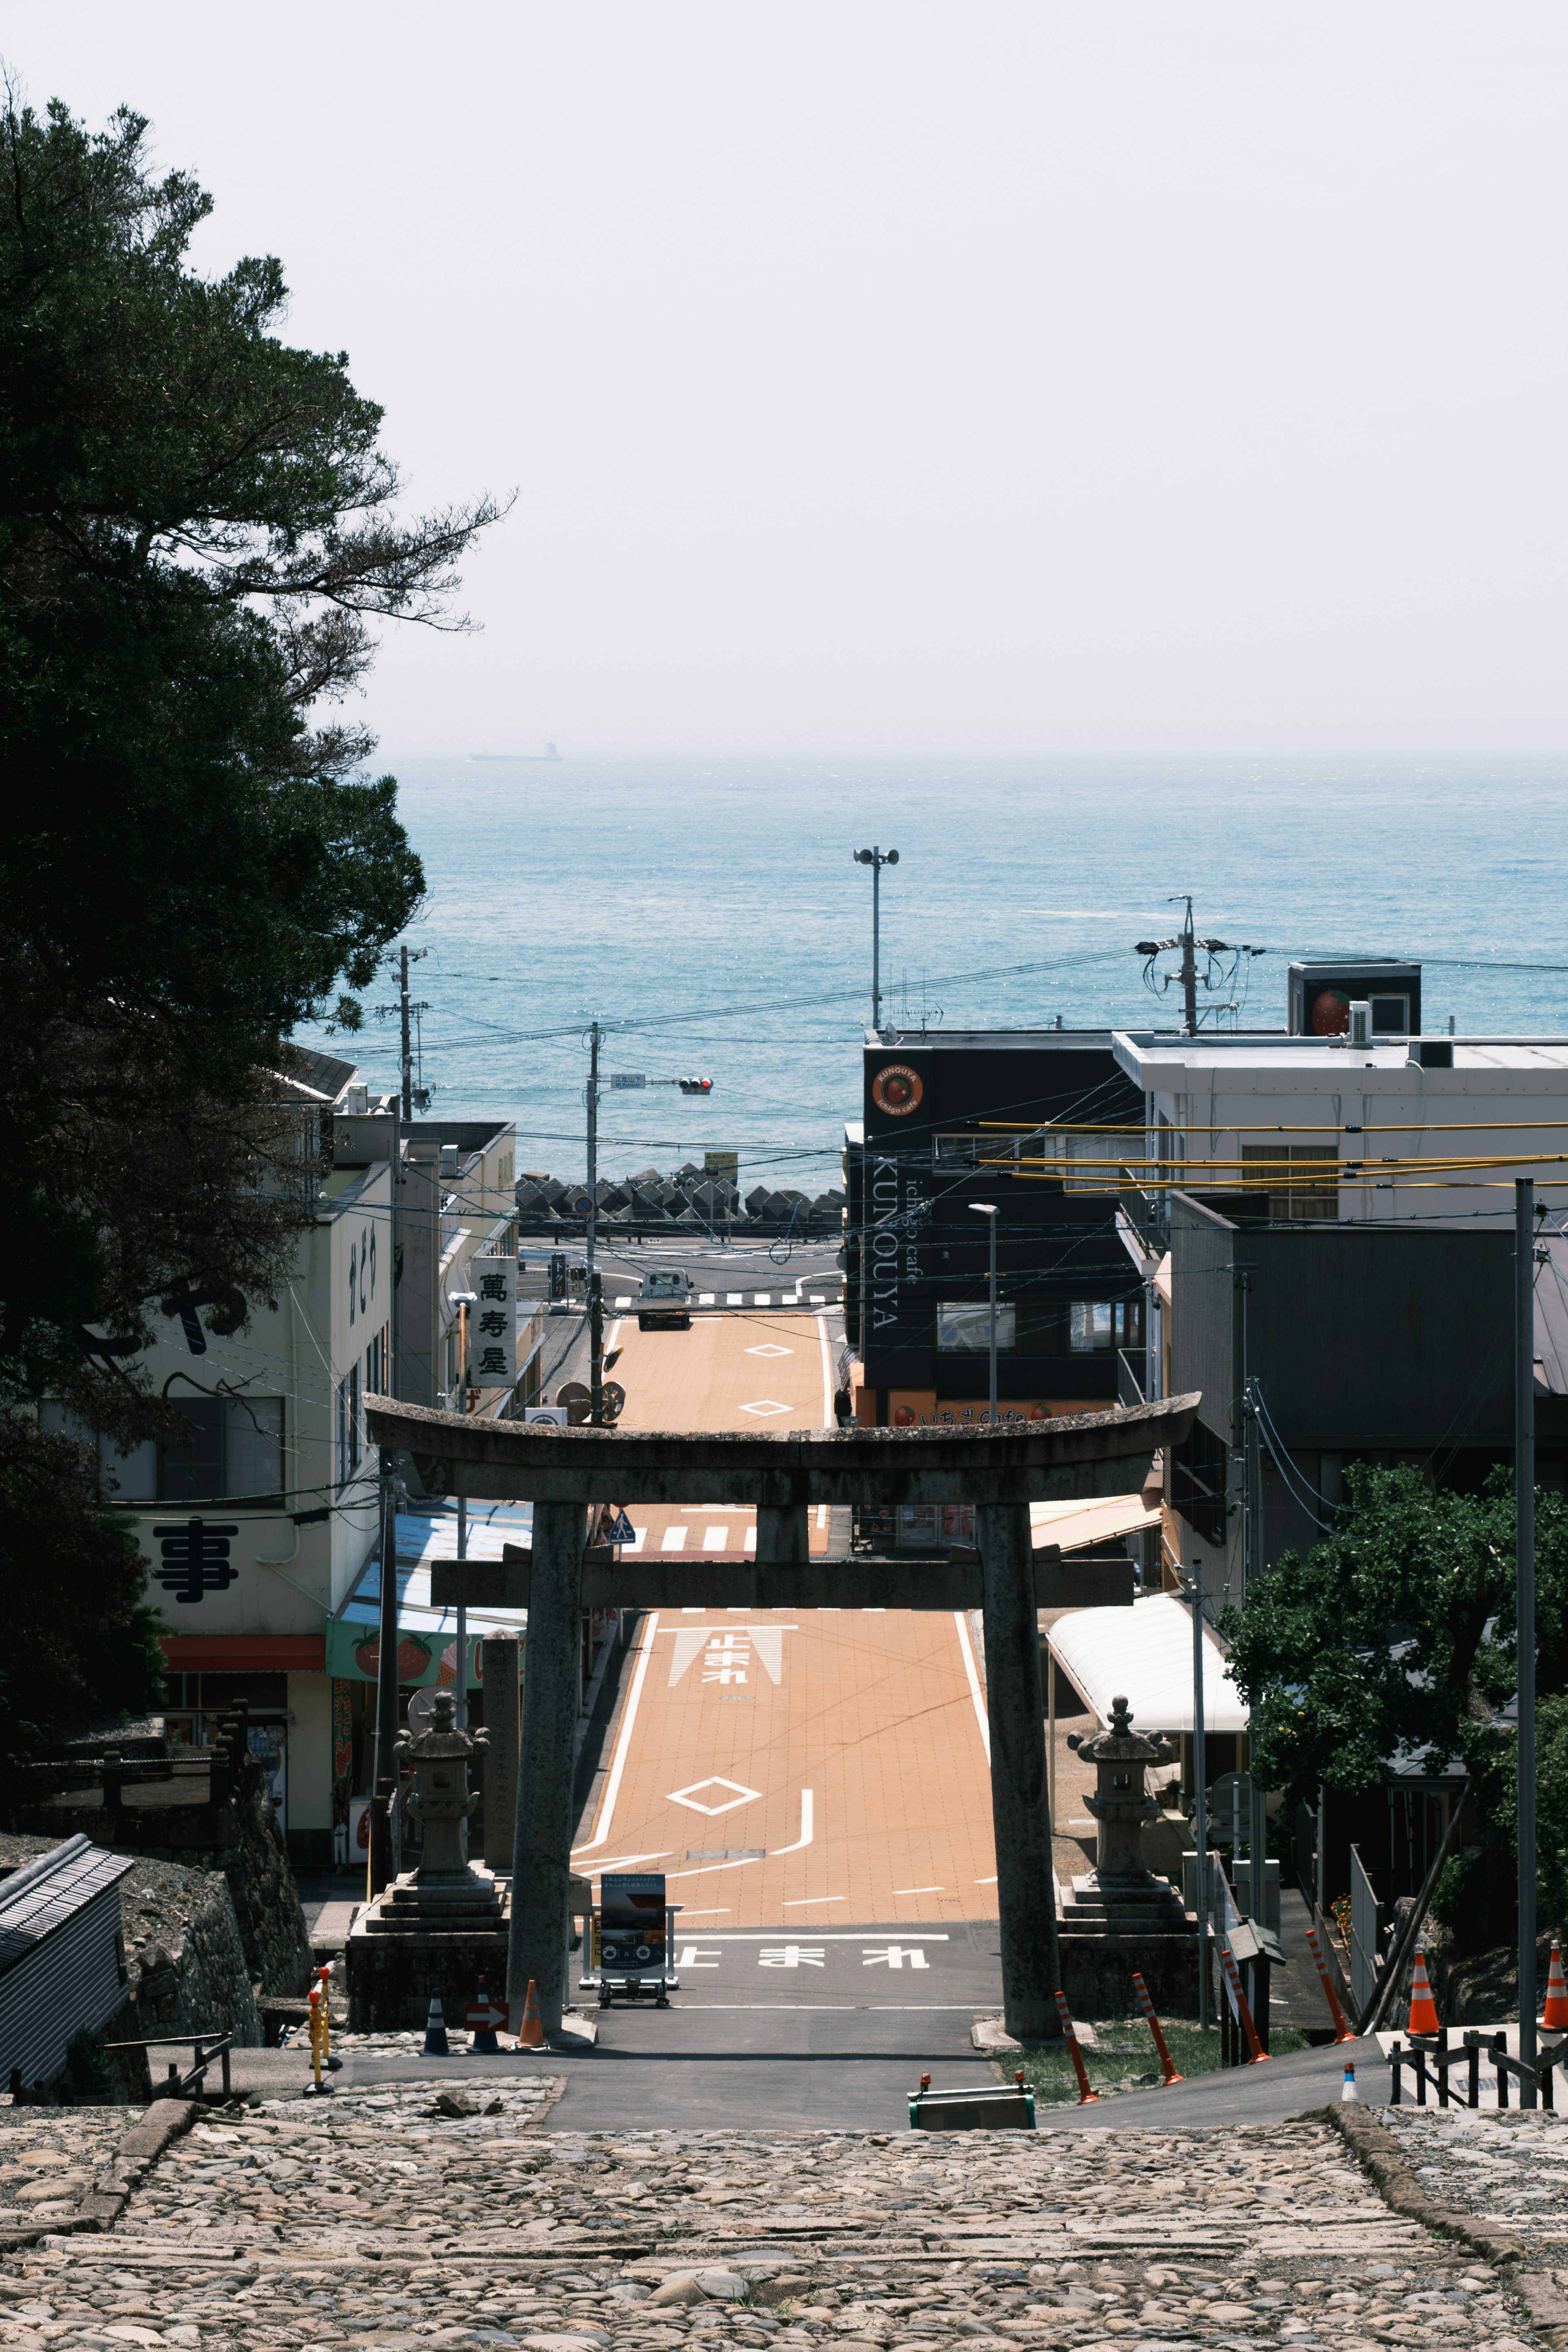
xmin=364 ymin=1394 xmax=1198 ymax=2044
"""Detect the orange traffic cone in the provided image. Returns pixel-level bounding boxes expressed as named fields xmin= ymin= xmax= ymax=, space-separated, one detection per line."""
xmin=1543 ymin=1944 xmax=1568 ymax=2031
xmin=516 ymin=1977 xmax=545 ymax=2049
xmin=1407 ymin=1950 xmax=1439 ymax=2038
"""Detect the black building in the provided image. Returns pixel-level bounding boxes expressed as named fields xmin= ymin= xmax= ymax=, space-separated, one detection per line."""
xmin=1159 ymin=1190 xmax=1568 ymax=1603
xmin=845 ymin=1028 xmax=1152 ymax=1427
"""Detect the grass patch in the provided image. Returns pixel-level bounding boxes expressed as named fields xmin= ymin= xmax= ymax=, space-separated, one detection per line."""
xmin=1014 ymin=2017 xmax=1307 ymax=2103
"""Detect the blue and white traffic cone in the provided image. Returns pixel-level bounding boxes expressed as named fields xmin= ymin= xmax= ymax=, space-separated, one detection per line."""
xmin=422 ymin=1986 xmax=450 ymax=2057
xmin=470 ymin=1975 xmax=500 ymax=2055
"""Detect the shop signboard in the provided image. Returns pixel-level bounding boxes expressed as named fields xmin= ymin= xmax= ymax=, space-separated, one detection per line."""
xmin=592 ymin=1873 xmax=668 ymax=1978
xmin=325 ymin=1621 xmax=481 ymax=1688
xmin=468 ymin=1254 xmax=517 ymax=1388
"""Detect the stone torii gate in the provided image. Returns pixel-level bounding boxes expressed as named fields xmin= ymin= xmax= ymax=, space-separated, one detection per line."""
xmin=364 ymin=1393 xmax=1198 ymax=2043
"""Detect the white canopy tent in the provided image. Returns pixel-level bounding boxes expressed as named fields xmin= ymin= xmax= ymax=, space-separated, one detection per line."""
xmin=1029 ymin=1493 xmax=1162 ymax=1554
xmin=1046 ymin=1591 xmax=1249 ymax=1734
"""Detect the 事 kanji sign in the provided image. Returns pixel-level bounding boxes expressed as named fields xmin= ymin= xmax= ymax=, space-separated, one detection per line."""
xmin=466 ymin=1255 xmax=515 ymax=1388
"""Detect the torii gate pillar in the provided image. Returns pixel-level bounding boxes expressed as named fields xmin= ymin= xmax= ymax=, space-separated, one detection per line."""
xmin=508 ymin=1502 xmax=583 ymax=2034
xmin=978 ymin=1502 xmax=1056 ymax=2042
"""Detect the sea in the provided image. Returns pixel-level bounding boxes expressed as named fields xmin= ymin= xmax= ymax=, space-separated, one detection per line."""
xmin=293 ymin=753 xmax=1568 ymax=1198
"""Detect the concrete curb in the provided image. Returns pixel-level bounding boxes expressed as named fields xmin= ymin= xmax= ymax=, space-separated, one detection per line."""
xmin=0 ymin=2097 xmax=198 ymax=2253
xmin=1307 ymin=2103 xmax=1568 ymax=2350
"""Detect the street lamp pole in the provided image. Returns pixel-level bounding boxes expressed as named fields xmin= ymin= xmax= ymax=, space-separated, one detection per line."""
xmin=970 ymin=1203 xmax=999 ymax=1422
xmin=1189 ymin=1557 xmax=1209 ymax=2033
xmin=853 ymin=846 xmax=900 ymax=1034
xmin=448 ymin=1289 xmax=478 ymax=1740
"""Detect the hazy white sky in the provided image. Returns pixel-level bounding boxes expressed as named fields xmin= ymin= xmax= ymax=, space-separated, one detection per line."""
xmin=11 ymin=4 xmax=1568 ymax=755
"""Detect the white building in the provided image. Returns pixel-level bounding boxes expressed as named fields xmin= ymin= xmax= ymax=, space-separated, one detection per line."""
xmin=1109 ymin=1026 xmax=1568 ymax=1596
xmin=58 ymin=1049 xmax=525 ymax=1866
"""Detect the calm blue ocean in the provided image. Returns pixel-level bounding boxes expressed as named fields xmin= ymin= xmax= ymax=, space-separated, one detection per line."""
xmin=295 ymin=754 xmax=1568 ymax=1196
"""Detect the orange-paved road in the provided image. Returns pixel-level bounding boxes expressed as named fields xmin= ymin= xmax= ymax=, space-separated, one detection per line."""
xmin=575 ymin=1310 xmax=998 ymax=1925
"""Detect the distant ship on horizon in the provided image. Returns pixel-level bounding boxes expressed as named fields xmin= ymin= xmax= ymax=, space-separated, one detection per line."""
xmin=471 ymin=740 xmax=561 ymax=763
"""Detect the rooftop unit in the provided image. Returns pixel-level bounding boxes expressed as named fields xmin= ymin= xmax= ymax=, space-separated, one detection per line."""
xmin=1287 ymin=958 xmax=1421 ymax=1039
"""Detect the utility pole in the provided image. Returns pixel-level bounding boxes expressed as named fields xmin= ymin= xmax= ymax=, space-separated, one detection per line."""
xmin=586 ymin=1021 xmax=604 ymax=1425
xmin=853 ymin=846 xmax=899 ymax=1034
xmin=399 ymin=946 xmax=413 ymax=1123
xmin=372 ymin=1447 xmax=400 ymax=1897
xmin=1189 ymin=1557 xmax=1209 ymax=2031
xmin=1134 ymin=899 xmax=1261 ymax=1035
xmin=1176 ymin=896 xmax=1199 ymax=1037
xmin=1518 ymin=1178 xmax=1539 ymax=2103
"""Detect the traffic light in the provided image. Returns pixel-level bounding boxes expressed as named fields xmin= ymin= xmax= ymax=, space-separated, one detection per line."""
xmin=678 ymin=1077 xmax=714 ymax=1094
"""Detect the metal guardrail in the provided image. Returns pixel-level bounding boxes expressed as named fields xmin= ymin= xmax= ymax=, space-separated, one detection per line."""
xmin=102 ymin=2029 xmax=235 ymax=2100
xmin=1389 ymin=2027 xmax=1568 ymax=2109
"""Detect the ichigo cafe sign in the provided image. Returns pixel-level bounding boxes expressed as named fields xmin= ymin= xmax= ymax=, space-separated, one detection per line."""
xmin=870 ymin=1063 xmax=923 ymax=1117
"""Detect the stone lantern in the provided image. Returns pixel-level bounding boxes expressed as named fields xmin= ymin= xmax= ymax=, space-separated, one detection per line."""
xmin=373 ymin=1691 xmax=503 ymax=1929
xmin=1061 ymin=1694 xmax=1190 ymax=1932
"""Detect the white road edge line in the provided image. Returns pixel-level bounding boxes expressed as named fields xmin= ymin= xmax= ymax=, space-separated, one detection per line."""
xmin=955 ymin=1609 xmax=990 ymax=1762
xmin=816 ymin=1311 xmax=832 ymax=1430
xmin=771 ymin=1787 xmax=815 ymax=1854
xmin=571 ymin=1606 xmax=659 ymax=1853
xmin=664 ymin=1854 xmax=765 ymax=1881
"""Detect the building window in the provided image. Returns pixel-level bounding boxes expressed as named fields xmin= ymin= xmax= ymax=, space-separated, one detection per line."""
xmin=162 ymin=1397 xmax=285 ymax=1502
xmin=932 ymin=1133 xmax=1020 ymax=1169
xmin=335 ymin=1364 xmax=362 ymax=1487
xmin=1172 ymin=1415 xmax=1228 ymax=1547
xmin=1241 ymin=1144 xmax=1338 ymax=1221
xmin=1069 ymin=1298 xmax=1145 ymax=1353
xmin=936 ymin=1301 xmax=1018 ymax=1352
xmin=365 ymin=1323 xmax=388 ymax=1396
xmin=42 ymin=1397 xmax=285 ymax=1504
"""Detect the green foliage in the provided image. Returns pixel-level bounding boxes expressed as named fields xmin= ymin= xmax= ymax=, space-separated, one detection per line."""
xmin=0 ymin=1422 xmax=169 ymax=1751
xmin=0 ymin=91 xmax=503 ymax=1429
xmin=1015 ymin=2019 xmax=1305 ymax=2103
xmin=1491 ymin=1694 xmax=1568 ymax=1931
xmin=1218 ymin=1462 xmax=1568 ymax=1811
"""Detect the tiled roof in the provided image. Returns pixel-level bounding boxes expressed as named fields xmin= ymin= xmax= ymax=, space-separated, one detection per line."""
xmin=0 ymin=1833 xmax=134 ymax=1977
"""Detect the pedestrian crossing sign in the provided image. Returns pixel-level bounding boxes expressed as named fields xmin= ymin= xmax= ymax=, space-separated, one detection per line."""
xmin=606 ymin=1509 xmax=635 ymax=1545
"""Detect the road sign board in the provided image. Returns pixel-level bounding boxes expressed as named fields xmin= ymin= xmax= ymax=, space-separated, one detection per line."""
xmin=1209 ymin=1770 xmax=1255 ymax=1842
xmin=610 ymin=1073 xmax=646 ymax=1090
xmin=464 ymin=1998 xmax=508 ymax=2032
xmin=572 ymin=1193 xmax=594 ymax=1215
xmin=606 ymin=1509 xmax=635 ymax=1545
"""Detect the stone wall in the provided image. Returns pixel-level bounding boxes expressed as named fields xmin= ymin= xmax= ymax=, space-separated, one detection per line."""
xmin=117 ymin=1851 xmax=263 ymax=2050
xmin=222 ymin=1783 xmax=313 ymax=1998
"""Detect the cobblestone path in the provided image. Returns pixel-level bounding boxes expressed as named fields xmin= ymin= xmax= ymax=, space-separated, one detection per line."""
xmin=0 ymin=2082 xmax=1554 ymax=2352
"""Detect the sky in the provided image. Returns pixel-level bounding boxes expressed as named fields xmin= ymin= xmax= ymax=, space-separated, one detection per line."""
xmin=10 ymin=3 xmax=1568 ymax=757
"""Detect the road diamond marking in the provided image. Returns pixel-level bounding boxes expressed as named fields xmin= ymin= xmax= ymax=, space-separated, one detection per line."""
xmin=745 ymin=1342 xmax=794 ymax=1358
xmin=667 ymin=1777 xmax=763 ymax=1815
xmin=739 ymin=1398 xmax=791 ymax=1417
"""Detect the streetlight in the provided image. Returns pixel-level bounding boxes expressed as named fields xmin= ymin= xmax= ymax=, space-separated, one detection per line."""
xmin=853 ymin=846 xmax=899 ymax=1034
xmin=969 ymin=1203 xmax=999 ymax=1422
